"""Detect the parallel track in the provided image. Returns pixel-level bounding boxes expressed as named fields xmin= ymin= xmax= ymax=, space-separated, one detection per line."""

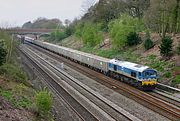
xmin=19 ymin=47 xmax=99 ymax=121
xmin=27 ymin=43 xmax=180 ymax=121
xmin=150 ymin=90 xmax=180 ymax=108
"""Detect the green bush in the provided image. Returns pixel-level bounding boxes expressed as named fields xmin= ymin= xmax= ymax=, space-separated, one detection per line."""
xmin=0 ymin=41 xmax=7 ymax=66
xmin=144 ymin=38 xmax=154 ymax=50
xmin=35 ymin=88 xmax=52 ymax=117
xmin=127 ymin=32 xmax=141 ymax=46
xmin=75 ymin=22 xmax=102 ymax=47
xmin=159 ymin=36 xmax=173 ymax=57
xmin=0 ymin=31 xmax=12 ymax=63
xmin=82 ymin=23 xmax=103 ymax=47
xmin=108 ymin=14 xmax=144 ymax=49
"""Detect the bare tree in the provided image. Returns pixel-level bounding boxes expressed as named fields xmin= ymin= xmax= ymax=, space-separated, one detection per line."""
xmin=172 ymin=0 xmax=180 ymax=33
xmin=64 ymin=19 xmax=71 ymax=26
xmin=81 ymin=0 xmax=98 ymax=14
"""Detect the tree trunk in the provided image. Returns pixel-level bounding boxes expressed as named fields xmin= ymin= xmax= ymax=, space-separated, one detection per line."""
xmin=173 ymin=0 xmax=180 ymax=33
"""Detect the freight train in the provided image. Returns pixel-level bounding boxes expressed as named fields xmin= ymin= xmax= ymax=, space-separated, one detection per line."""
xmin=23 ymin=36 xmax=157 ymax=90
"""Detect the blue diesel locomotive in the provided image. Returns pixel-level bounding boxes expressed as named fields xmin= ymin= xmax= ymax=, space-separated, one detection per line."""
xmin=108 ymin=59 xmax=157 ymax=90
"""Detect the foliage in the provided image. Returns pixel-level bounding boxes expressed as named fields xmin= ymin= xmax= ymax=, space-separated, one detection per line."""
xmin=65 ymin=26 xmax=74 ymax=36
xmin=96 ymin=49 xmax=119 ymax=58
xmin=35 ymin=88 xmax=52 ymax=117
xmin=0 ymin=87 xmax=32 ymax=108
xmin=49 ymin=25 xmax=75 ymax=41
xmin=145 ymin=54 xmax=174 ymax=72
xmin=159 ymin=36 xmax=173 ymax=57
xmin=75 ymin=22 xmax=85 ymax=38
xmin=172 ymin=75 xmax=180 ymax=85
xmin=50 ymin=30 xmax=67 ymax=41
xmin=0 ymin=30 xmax=12 ymax=63
xmin=0 ymin=88 xmax=12 ymax=100
xmin=127 ymin=32 xmax=141 ymax=46
xmin=0 ymin=41 xmax=7 ymax=65
xmin=82 ymin=23 xmax=103 ymax=47
xmin=14 ymin=96 xmax=32 ymax=108
xmin=13 ymin=83 xmax=28 ymax=96
xmin=75 ymin=22 xmax=103 ymax=47
xmin=164 ymin=72 xmax=172 ymax=78
xmin=109 ymin=14 xmax=144 ymax=49
xmin=0 ymin=63 xmax=27 ymax=83
xmin=144 ymin=38 xmax=154 ymax=50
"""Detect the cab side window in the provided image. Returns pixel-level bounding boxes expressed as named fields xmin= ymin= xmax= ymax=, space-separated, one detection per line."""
xmin=131 ymin=72 xmax=136 ymax=77
xmin=114 ymin=65 xmax=117 ymax=71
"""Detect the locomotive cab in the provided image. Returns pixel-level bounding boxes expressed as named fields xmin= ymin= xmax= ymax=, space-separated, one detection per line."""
xmin=143 ymin=69 xmax=157 ymax=78
xmin=141 ymin=69 xmax=157 ymax=86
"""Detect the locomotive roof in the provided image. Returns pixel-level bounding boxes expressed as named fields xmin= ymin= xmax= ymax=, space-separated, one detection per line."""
xmin=109 ymin=59 xmax=149 ymax=72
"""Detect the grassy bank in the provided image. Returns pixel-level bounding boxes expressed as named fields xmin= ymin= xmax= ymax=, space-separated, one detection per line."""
xmin=0 ymin=31 xmax=53 ymax=121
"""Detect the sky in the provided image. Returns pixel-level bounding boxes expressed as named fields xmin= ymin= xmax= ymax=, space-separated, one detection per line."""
xmin=0 ymin=0 xmax=98 ymax=27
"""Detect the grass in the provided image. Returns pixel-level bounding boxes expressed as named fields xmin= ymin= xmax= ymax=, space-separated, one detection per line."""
xmin=173 ymin=66 xmax=180 ymax=71
xmin=144 ymin=54 xmax=174 ymax=72
xmin=14 ymin=96 xmax=32 ymax=108
xmin=0 ymin=83 xmax=33 ymax=109
xmin=164 ymin=72 xmax=172 ymax=78
xmin=141 ymin=54 xmax=180 ymax=84
xmin=0 ymin=63 xmax=27 ymax=83
xmin=96 ymin=49 xmax=119 ymax=58
xmin=0 ymin=88 xmax=12 ymax=100
xmin=79 ymin=46 xmax=96 ymax=53
xmin=172 ymin=75 xmax=180 ymax=86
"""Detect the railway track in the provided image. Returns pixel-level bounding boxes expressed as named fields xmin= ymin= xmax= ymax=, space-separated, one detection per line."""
xmin=19 ymin=46 xmax=98 ymax=121
xmin=150 ymin=90 xmax=180 ymax=108
xmin=20 ymin=45 xmax=142 ymax=121
xmin=27 ymin=43 xmax=180 ymax=121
